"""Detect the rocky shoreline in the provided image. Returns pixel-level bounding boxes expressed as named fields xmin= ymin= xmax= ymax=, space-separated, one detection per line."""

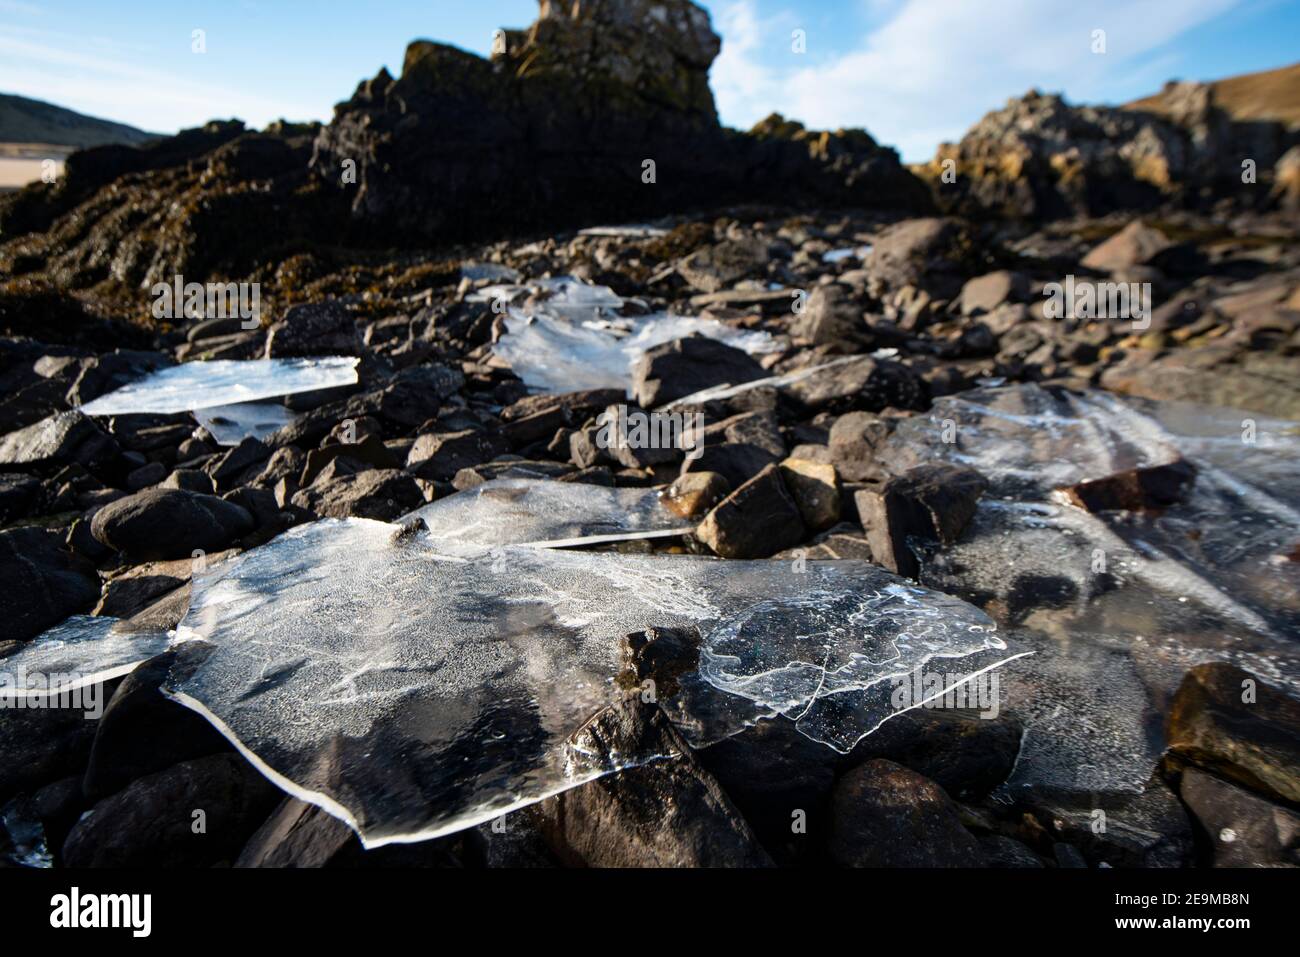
xmin=1 ymin=0 xmax=1298 ymax=869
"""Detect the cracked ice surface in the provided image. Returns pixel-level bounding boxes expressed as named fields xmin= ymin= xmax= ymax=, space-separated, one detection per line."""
xmin=0 ymin=616 xmax=173 ymax=697
xmin=481 ymin=276 xmax=778 ymax=394
xmin=400 ymin=477 xmax=694 ymax=547
xmin=161 ymin=518 xmax=1008 ymax=845
xmin=79 ymin=357 xmax=359 ymax=416
xmin=889 ymin=384 xmax=1300 ymax=796
xmin=193 ymin=402 xmax=298 ymax=446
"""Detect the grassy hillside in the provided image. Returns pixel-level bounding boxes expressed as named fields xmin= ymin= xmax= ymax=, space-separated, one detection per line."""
xmin=0 ymin=93 xmax=157 ymax=148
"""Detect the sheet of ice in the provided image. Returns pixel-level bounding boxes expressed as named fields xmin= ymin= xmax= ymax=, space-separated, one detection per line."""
xmin=663 ymin=355 xmax=865 ymax=408
xmin=162 ymin=518 xmax=1011 ymax=846
xmin=577 ymin=225 xmax=669 ymax=238
xmin=0 ymin=616 xmax=173 ymax=697
xmin=193 ymin=402 xmax=298 ymax=446
xmin=460 ymin=262 xmax=521 ymax=283
xmin=888 ymin=383 xmax=1300 ymax=797
xmin=481 ymin=276 xmax=779 ymax=394
xmin=400 ymin=477 xmax=694 ymax=547
xmin=79 ymin=357 xmax=359 ymax=416
xmin=822 ymin=244 xmax=872 ymax=263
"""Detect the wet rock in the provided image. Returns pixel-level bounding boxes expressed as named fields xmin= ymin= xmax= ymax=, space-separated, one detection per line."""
xmin=854 ymin=464 xmax=986 ymax=577
xmin=829 ymin=759 xmax=983 ymax=867
xmin=661 ymin=471 xmax=730 ymax=518
xmin=1055 ymin=458 xmax=1196 ymax=512
xmin=406 ymin=429 xmax=510 ymax=482
xmin=0 ymin=410 xmax=118 ymax=472
xmin=82 ymin=646 xmax=230 ymax=801
xmin=91 ymin=488 xmax=255 ymax=561
xmin=778 ymin=457 xmax=841 ymax=531
xmin=697 ymin=463 xmax=805 ymax=559
xmin=1179 ymin=767 xmax=1300 ymax=867
xmin=62 ymin=753 xmax=281 ymax=867
xmin=618 ymin=626 xmax=700 ymax=698
xmin=264 ymin=300 xmax=363 ymax=358
xmin=1165 ymin=662 xmax=1300 ymax=805
xmin=0 ymin=527 xmax=99 ymax=641
xmin=290 ymin=468 xmax=424 ymax=520
xmin=631 ymin=336 xmax=766 ymax=407
xmin=539 ymin=697 xmax=773 ymax=867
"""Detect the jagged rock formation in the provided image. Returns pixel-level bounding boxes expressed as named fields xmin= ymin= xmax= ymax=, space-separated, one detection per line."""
xmin=310 ymin=0 xmax=931 ymax=240
xmin=918 ymin=82 xmax=1300 ymax=220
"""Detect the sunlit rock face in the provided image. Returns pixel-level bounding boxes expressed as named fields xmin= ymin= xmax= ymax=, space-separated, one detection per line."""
xmin=918 ymin=86 xmax=1300 ymax=219
xmin=310 ymin=0 xmax=932 ymax=240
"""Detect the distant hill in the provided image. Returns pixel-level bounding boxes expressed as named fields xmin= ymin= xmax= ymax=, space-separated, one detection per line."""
xmin=1127 ymin=61 xmax=1300 ymax=128
xmin=0 ymin=93 xmax=158 ymax=149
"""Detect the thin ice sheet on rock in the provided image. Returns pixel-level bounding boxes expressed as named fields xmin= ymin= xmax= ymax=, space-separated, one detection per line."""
xmin=888 ymin=383 xmax=1300 ymax=796
xmin=193 ymin=402 xmax=298 ymax=446
xmin=400 ymin=477 xmax=694 ymax=547
xmin=0 ymin=616 xmax=173 ymax=697
xmin=480 ymin=275 xmax=778 ymax=394
xmin=162 ymin=518 xmax=1010 ymax=845
xmin=79 ymin=357 xmax=359 ymax=416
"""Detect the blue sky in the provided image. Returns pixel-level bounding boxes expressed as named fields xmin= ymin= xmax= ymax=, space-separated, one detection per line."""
xmin=1 ymin=0 xmax=1296 ymax=161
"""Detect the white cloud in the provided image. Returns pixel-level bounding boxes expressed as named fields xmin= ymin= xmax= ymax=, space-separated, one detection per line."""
xmin=709 ymin=0 xmax=1243 ymax=162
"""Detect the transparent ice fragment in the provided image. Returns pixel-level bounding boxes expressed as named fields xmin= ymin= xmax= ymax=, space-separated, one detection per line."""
xmin=162 ymin=518 xmax=1011 ymax=845
xmin=79 ymin=357 xmax=359 ymax=416
xmin=481 ymin=275 xmax=779 ymax=394
xmin=577 ymin=224 xmax=669 ymax=238
xmin=400 ymin=477 xmax=694 ymax=547
xmin=460 ymin=262 xmax=521 ymax=283
xmin=193 ymin=402 xmax=298 ymax=446
xmin=0 ymin=616 xmax=173 ymax=698
xmin=822 ymin=244 xmax=872 ymax=263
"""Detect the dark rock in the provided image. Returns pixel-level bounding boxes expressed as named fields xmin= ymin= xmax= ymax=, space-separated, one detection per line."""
xmin=1165 ymin=662 xmax=1300 ymax=805
xmin=868 ymin=217 xmax=983 ymax=299
xmin=1179 ymin=767 xmax=1300 ymax=867
xmin=538 ymin=697 xmax=773 ymax=867
xmin=978 ymin=834 xmax=1045 ymax=867
xmin=854 ymin=463 xmax=986 ymax=577
xmin=161 ymin=468 xmax=215 ymax=494
xmin=90 ymin=487 xmax=255 ymax=561
xmin=793 ymin=283 xmax=871 ymax=348
xmin=61 ymin=753 xmax=281 ymax=867
xmin=0 ymin=411 xmax=118 ymax=472
xmin=828 ymin=410 xmax=892 ymax=482
xmin=207 ymin=436 xmax=271 ymax=492
xmin=92 ymin=558 xmax=196 ymax=618
xmin=0 ymin=680 xmax=113 ymax=801
xmin=83 ymin=646 xmax=230 ymax=801
xmin=0 ymin=471 xmax=40 ymax=522
xmin=680 ymin=440 xmax=778 ymax=489
xmin=828 ymin=759 xmax=983 ymax=867
xmin=617 ymin=625 xmax=700 ymax=698
xmin=290 ymin=468 xmax=424 ymax=520
xmin=124 ymin=460 xmax=166 ymax=491
xmin=0 ymin=527 xmax=99 ymax=640
xmin=300 ymin=434 xmax=398 ymax=486
xmin=264 ymin=300 xmax=363 ymax=358
xmin=406 ymin=429 xmax=509 ymax=482
xmin=1055 ymin=458 xmax=1196 ymax=512
xmin=778 ymin=457 xmax=841 ymax=531
xmin=631 ymin=336 xmax=766 ymax=407
xmin=677 ymin=237 xmax=768 ymax=293
xmin=784 ymin=355 xmax=927 ymax=414
xmin=697 ymin=463 xmax=805 ymax=559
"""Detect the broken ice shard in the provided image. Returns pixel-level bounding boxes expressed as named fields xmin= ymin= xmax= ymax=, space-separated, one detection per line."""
xmin=162 ymin=517 xmax=1010 ymax=845
xmin=0 ymin=616 xmax=173 ymax=698
xmin=400 ymin=477 xmax=694 ymax=547
xmin=481 ymin=275 xmax=778 ymax=394
xmin=79 ymin=357 xmax=359 ymax=416
xmin=885 ymin=383 xmax=1300 ymax=796
xmin=193 ymin=402 xmax=298 ymax=446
